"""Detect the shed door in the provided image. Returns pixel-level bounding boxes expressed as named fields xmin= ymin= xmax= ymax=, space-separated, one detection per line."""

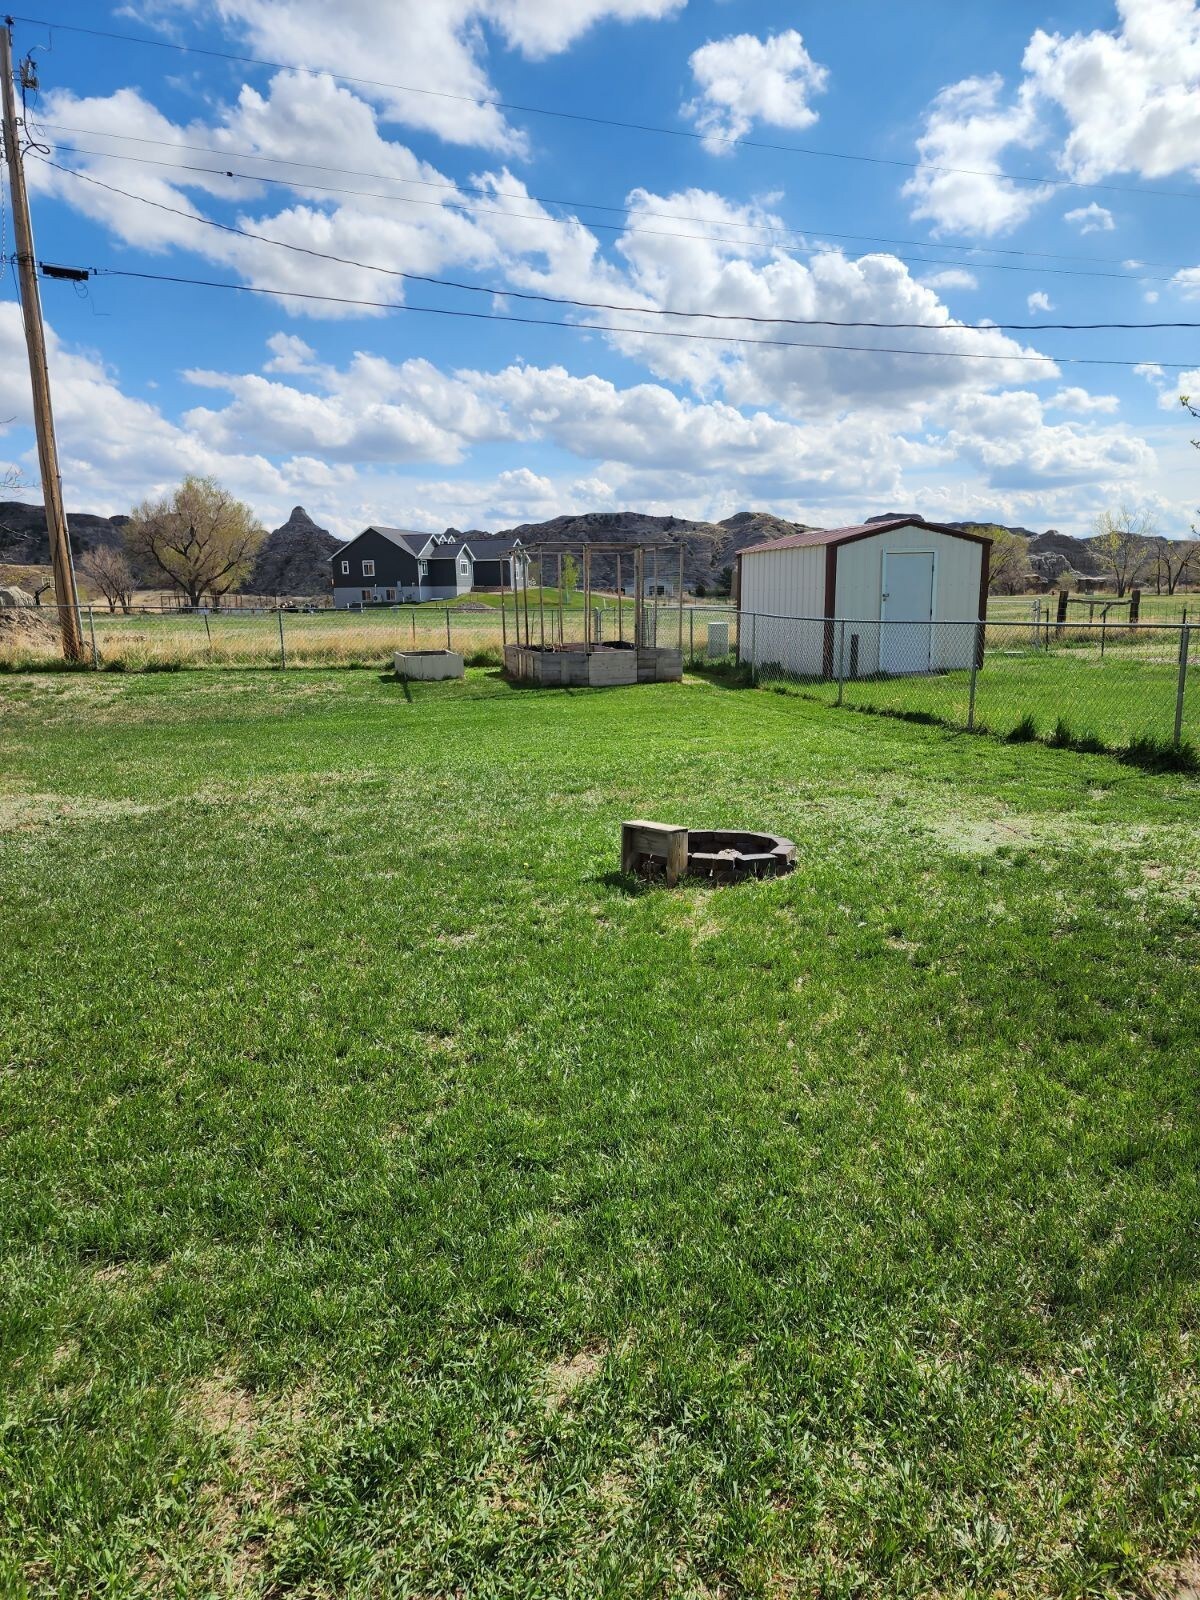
xmin=880 ymin=552 xmax=934 ymax=673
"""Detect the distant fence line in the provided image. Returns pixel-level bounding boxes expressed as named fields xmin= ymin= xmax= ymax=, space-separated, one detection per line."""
xmin=3 ymin=602 xmax=1196 ymax=760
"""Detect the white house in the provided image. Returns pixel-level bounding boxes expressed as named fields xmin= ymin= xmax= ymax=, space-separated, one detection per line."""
xmin=736 ymin=516 xmax=991 ymax=678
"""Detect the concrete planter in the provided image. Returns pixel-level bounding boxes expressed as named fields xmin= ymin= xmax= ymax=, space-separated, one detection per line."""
xmin=394 ymin=649 xmax=465 ymax=681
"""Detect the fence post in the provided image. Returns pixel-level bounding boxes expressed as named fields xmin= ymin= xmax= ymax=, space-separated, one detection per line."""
xmin=446 ymin=609 xmax=451 ymax=650
xmin=689 ymin=608 xmax=694 ymax=664
xmin=967 ymin=620 xmax=982 ymax=731
xmin=277 ymin=607 xmax=287 ymax=669
xmin=203 ymin=609 xmax=213 ymax=663
xmin=750 ymin=612 xmax=757 ymax=680
xmin=1174 ymin=625 xmax=1191 ymax=749
xmin=87 ymin=605 xmax=98 ymax=669
xmin=836 ymin=619 xmax=846 ymax=706
xmin=411 ymin=610 xmax=417 ymax=645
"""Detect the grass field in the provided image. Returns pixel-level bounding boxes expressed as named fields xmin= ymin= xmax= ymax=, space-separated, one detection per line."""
xmin=775 ymin=639 xmax=1200 ymax=754
xmin=0 ymin=594 xmax=704 ymax=671
xmin=2 ymin=671 xmax=1199 ymax=1598
xmin=986 ymin=593 xmax=1198 ymax=625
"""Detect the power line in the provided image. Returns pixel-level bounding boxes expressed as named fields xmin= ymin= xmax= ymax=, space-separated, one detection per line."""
xmin=62 ymin=263 xmax=1200 ymax=368
xmin=35 ymin=122 xmax=1185 ymax=273
xmin=36 ymin=158 xmax=1199 ymax=333
xmin=12 ymin=10 xmax=1200 ymax=203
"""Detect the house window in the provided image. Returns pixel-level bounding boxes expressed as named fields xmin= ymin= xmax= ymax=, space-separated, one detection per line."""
xmin=340 ymin=559 xmax=349 ymax=575
xmin=459 ymin=557 xmax=468 ymax=574
xmin=362 ymin=559 xmax=375 ymax=577
xmin=361 ymin=589 xmax=372 ymax=601
xmin=385 ymin=589 xmax=396 ymax=602
xmin=418 ymin=560 xmax=428 ymax=577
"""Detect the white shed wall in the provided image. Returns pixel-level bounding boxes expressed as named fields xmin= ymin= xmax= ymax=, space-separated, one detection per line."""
xmin=834 ymin=525 xmax=982 ymax=674
xmin=739 ymin=544 xmax=826 ymax=674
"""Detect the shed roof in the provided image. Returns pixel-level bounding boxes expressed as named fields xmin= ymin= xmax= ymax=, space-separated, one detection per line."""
xmin=739 ymin=517 xmax=993 ymax=556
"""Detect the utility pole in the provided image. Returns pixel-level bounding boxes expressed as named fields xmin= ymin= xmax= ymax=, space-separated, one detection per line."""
xmin=1 ymin=19 xmax=83 ymax=660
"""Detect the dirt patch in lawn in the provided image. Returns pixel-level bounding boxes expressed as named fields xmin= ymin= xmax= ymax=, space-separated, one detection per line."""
xmin=542 ymin=1346 xmax=607 ymax=1413
xmin=182 ymin=1374 xmax=314 ymax=1588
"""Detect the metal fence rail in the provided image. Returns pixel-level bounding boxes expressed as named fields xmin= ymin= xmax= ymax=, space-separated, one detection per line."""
xmin=0 ymin=599 xmax=743 ymax=671
xmin=4 ymin=601 xmax=1195 ymax=755
xmin=0 ymin=602 xmax=514 ymax=671
xmin=722 ymin=612 xmax=1198 ymax=753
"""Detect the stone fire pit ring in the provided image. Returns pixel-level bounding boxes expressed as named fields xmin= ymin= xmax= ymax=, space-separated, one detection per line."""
xmin=621 ymin=820 xmax=797 ymax=885
xmin=686 ymin=829 xmax=797 ymax=881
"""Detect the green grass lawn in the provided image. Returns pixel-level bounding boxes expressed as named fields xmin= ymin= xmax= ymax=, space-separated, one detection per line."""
xmin=756 ymin=640 xmax=1200 ymax=756
xmin=1 ymin=671 xmax=1199 ymax=1598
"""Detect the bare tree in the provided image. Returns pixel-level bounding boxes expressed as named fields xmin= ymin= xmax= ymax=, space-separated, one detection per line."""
xmin=80 ymin=545 xmax=138 ymax=613
xmin=1093 ymin=505 xmax=1155 ymax=597
xmin=1153 ymin=534 xmax=1199 ymax=596
xmin=985 ymin=526 xmax=1032 ymax=594
xmin=124 ymin=476 xmax=264 ymax=608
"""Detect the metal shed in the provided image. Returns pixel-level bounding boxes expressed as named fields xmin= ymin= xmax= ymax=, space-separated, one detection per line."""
xmin=736 ymin=516 xmax=992 ymax=679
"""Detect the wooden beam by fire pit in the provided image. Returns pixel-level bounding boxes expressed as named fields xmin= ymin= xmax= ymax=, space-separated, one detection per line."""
xmin=621 ymin=819 xmax=688 ymax=886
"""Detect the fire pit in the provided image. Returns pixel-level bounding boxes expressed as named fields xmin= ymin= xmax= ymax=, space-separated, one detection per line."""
xmin=621 ymin=820 xmax=796 ymax=885
xmin=686 ymin=829 xmax=797 ymax=881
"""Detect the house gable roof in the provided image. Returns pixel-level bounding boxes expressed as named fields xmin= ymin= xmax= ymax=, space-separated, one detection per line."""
xmin=739 ymin=517 xmax=994 ymax=556
xmin=330 ymin=527 xmax=523 ymax=566
xmin=330 ymin=527 xmax=438 ymax=564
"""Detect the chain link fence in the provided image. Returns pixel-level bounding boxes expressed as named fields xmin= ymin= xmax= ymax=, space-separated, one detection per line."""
xmin=0 ymin=598 xmax=743 ymax=671
xmin=5 ymin=600 xmax=1196 ymax=758
xmin=724 ymin=612 xmax=1198 ymax=757
xmin=0 ymin=602 xmax=513 ymax=671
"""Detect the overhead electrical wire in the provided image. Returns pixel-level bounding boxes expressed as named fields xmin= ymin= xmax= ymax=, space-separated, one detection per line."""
xmin=33 ymin=158 xmax=1200 ymax=335
xmin=33 ymin=122 xmax=1187 ymax=274
xmin=11 ymin=10 xmax=1200 ymax=203
xmin=40 ymin=262 xmax=1200 ymax=369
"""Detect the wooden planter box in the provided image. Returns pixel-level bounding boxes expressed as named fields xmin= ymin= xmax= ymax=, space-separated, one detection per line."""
xmin=503 ymin=644 xmax=682 ymax=687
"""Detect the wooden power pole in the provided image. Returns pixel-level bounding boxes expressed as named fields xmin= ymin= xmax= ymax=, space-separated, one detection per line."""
xmin=1 ymin=19 xmax=84 ymax=660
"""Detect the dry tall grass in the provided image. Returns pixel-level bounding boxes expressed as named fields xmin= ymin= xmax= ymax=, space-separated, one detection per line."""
xmin=0 ymin=609 xmax=509 ymax=670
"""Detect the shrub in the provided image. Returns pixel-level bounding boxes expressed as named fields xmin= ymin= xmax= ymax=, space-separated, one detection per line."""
xmin=1122 ymin=735 xmax=1200 ymax=773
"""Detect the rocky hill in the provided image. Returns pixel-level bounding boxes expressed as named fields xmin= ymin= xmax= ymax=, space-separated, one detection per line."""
xmin=494 ymin=509 xmax=812 ymax=590
xmin=0 ymin=501 xmax=128 ymax=565
xmin=244 ymin=506 xmax=341 ymax=596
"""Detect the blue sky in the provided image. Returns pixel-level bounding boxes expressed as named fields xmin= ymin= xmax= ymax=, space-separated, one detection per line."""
xmin=2 ymin=0 xmax=1199 ymax=537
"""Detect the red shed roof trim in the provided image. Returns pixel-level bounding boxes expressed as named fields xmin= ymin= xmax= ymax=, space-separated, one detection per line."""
xmin=739 ymin=517 xmax=994 ymax=555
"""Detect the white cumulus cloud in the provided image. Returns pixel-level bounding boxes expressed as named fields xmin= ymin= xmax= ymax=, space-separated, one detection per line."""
xmin=920 ymin=269 xmax=979 ymax=291
xmin=903 ymin=75 xmax=1052 ymax=237
xmin=682 ymin=30 xmax=828 ymax=152
xmin=909 ymin=2 xmax=1200 ymax=239
xmin=1064 ymin=202 xmax=1115 ymax=233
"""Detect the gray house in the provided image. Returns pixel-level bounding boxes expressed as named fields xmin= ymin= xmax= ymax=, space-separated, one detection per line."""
xmin=331 ymin=527 xmax=523 ymax=607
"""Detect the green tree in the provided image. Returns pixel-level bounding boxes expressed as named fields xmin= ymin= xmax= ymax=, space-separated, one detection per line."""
xmin=125 ymin=476 xmax=264 ymax=608
xmin=560 ymin=553 xmax=580 ymax=595
xmin=985 ymin=526 xmax=1032 ymax=594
